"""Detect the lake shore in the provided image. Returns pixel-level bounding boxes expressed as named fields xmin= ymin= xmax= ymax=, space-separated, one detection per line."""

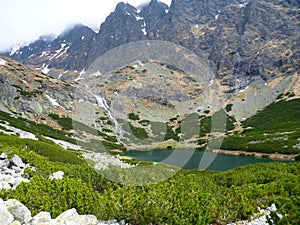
xmin=213 ymin=149 xmax=296 ymax=161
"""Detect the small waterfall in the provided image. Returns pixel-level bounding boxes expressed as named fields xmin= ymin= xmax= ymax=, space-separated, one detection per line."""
xmin=85 ymin=86 xmax=123 ymax=136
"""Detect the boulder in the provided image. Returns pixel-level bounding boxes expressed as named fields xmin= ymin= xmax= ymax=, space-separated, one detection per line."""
xmin=2 ymin=168 xmax=16 ymax=176
xmin=9 ymin=221 xmax=21 ymax=225
xmin=4 ymin=199 xmax=32 ymax=224
xmin=0 ymin=199 xmax=14 ymax=225
xmin=49 ymin=171 xmax=64 ymax=180
xmin=31 ymin=211 xmax=52 ymax=225
xmin=11 ymin=166 xmax=24 ymax=173
xmin=55 ymin=208 xmax=98 ymax=225
xmin=13 ymin=177 xmax=30 ymax=189
xmin=2 ymin=174 xmax=15 ymax=185
xmin=0 ymin=181 xmax=11 ymax=190
xmin=0 ymin=152 xmax=7 ymax=160
xmin=11 ymin=155 xmax=25 ymax=169
xmin=0 ymin=159 xmax=10 ymax=168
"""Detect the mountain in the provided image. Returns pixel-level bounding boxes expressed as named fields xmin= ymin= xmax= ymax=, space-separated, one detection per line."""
xmin=2 ymin=0 xmax=298 ymax=94
xmin=2 ymin=24 xmax=97 ymax=79
xmin=0 ymin=0 xmax=299 ymax=154
xmin=1 ymin=54 xmax=299 ymax=155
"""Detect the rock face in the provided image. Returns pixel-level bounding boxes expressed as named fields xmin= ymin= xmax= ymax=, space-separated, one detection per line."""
xmin=0 ymin=56 xmax=91 ymax=121
xmin=0 ymin=198 xmax=126 ymax=225
xmin=0 ymin=153 xmax=30 ymax=190
xmin=1 ymin=0 xmax=298 ymax=91
xmin=3 ymin=24 xmax=96 ymax=72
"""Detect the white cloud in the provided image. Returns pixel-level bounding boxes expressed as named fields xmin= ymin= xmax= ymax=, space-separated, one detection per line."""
xmin=0 ymin=0 xmax=171 ymax=51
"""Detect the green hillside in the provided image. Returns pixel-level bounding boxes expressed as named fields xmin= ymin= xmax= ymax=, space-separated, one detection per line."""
xmin=0 ymin=131 xmax=299 ymax=224
xmin=221 ymin=99 xmax=300 ymax=155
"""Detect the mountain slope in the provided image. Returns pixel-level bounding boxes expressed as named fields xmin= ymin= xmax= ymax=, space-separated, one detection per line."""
xmin=1 ymin=0 xmax=298 ymax=93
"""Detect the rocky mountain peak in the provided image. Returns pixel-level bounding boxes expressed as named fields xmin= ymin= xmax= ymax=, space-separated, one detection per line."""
xmin=0 ymin=0 xmax=298 ymax=92
xmin=115 ymin=2 xmax=137 ymax=14
xmin=140 ymin=0 xmax=169 ymax=36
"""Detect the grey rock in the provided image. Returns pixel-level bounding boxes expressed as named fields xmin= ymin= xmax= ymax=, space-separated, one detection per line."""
xmin=13 ymin=177 xmax=30 ymax=189
xmin=55 ymin=208 xmax=98 ymax=225
xmin=0 ymin=181 xmax=11 ymax=190
xmin=30 ymin=211 xmax=51 ymax=225
xmin=4 ymin=199 xmax=32 ymax=224
xmin=0 ymin=199 xmax=14 ymax=225
xmin=49 ymin=171 xmax=64 ymax=180
xmin=56 ymin=208 xmax=78 ymax=220
xmin=11 ymin=155 xmax=25 ymax=169
xmin=11 ymin=166 xmax=24 ymax=173
xmin=0 ymin=152 xmax=7 ymax=160
xmin=9 ymin=221 xmax=21 ymax=225
xmin=0 ymin=159 xmax=10 ymax=168
xmin=2 ymin=174 xmax=15 ymax=185
xmin=2 ymin=168 xmax=16 ymax=176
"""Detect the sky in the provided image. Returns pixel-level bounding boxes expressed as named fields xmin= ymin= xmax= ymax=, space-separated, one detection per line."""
xmin=0 ymin=0 xmax=172 ymax=51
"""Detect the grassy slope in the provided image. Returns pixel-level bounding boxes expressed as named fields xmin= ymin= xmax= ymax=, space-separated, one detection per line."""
xmin=0 ymin=108 xmax=298 ymax=224
xmin=0 ymin=129 xmax=298 ymax=224
xmin=221 ymin=99 xmax=300 ymax=155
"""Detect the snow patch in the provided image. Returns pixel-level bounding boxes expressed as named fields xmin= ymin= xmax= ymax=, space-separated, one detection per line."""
xmin=55 ymin=46 xmax=70 ymax=59
xmin=74 ymin=69 xmax=86 ymax=82
xmin=215 ymin=14 xmax=219 ymax=20
xmin=239 ymin=86 xmax=249 ymax=93
xmin=44 ymin=136 xmax=81 ymax=150
xmin=132 ymin=61 xmax=144 ymax=68
xmin=49 ymin=43 xmax=69 ymax=60
xmin=9 ymin=45 xmax=22 ymax=56
xmin=81 ymin=36 xmax=85 ymax=40
xmin=0 ymin=122 xmax=38 ymax=140
xmin=0 ymin=58 xmax=7 ymax=66
xmin=42 ymin=65 xmax=50 ymax=74
xmin=238 ymin=2 xmax=248 ymax=8
xmin=142 ymin=28 xmax=147 ymax=35
xmin=58 ymin=74 xmax=63 ymax=79
xmin=141 ymin=21 xmax=147 ymax=35
xmin=89 ymin=71 xmax=101 ymax=77
xmin=135 ymin=15 xmax=144 ymax=21
xmin=165 ymin=9 xmax=169 ymax=14
xmin=45 ymin=94 xmax=65 ymax=109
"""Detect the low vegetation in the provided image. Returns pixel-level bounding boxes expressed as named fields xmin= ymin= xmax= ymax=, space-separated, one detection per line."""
xmin=0 ymin=105 xmax=299 ymax=224
xmin=0 ymin=141 xmax=299 ymax=224
xmin=0 ymin=110 xmax=75 ymax=143
xmin=221 ymin=99 xmax=300 ymax=155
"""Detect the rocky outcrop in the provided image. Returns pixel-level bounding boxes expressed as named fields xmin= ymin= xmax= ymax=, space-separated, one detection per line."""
xmin=82 ymin=152 xmax=134 ymax=170
xmin=0 ymin=153 xmax=30 ymax=190
xmin=228 ymin=203 xmax=281 ymax=225
xmin=0 ymin=56 xmax=92 ymax=121
xmin=0 ymin=198 xmax=126 ymax=225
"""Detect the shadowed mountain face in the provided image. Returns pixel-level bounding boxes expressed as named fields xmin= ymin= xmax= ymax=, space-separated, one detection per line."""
xmin=1 ymin=0 xmax=299 ymax=94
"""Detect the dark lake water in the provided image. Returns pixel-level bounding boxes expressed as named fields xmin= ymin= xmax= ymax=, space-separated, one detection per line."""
xmin=123 ymin=148 xmax=290 ymax=171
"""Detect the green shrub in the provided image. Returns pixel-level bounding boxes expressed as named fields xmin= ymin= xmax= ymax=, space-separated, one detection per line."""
xmin=128 ymin=113 xmax=140 ymax=121
xmin=129 ymin=123 xmax=149 ymax=139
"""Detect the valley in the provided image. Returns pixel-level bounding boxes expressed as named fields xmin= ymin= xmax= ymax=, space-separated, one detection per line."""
xmin=0 ymin=0 xmax=299 ymax=224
